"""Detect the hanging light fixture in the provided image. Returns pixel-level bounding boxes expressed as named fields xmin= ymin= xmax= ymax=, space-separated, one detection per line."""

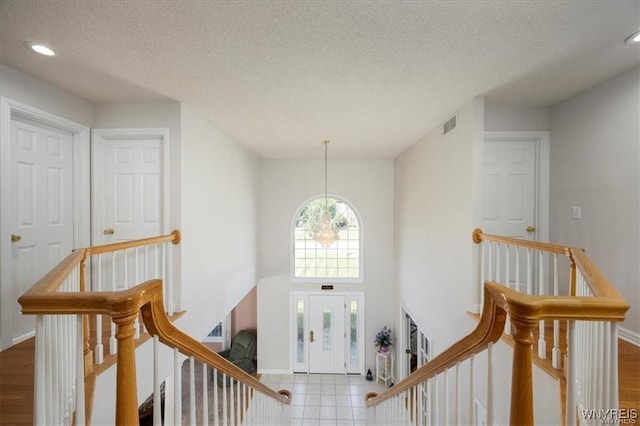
xmin=313 ymin=140 xmax=338 ymax=247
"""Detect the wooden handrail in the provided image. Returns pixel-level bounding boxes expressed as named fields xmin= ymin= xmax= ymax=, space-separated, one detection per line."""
xmin=366 ymin=281 xmax=629 ymax=424
xmin=366 ymin=285 xmax=507 ymax=407
xmin=18 ymin=229 xmax=290 ymax=424
xmin=472 ymin=228 xmax=572 ymax=256
xmin=85 ymin=229 xmax=181 ymax=256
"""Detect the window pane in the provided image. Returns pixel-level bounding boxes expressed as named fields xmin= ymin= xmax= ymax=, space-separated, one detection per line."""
xmin=350 ymin=300 xmax=357 ymax=364
xmin=323 ymin=309 xmax=331 ymax=351
xmin=293 ymin=197 xmax=360 ymax=279
xmin=296 ymin=300 xmax=305 ymax=363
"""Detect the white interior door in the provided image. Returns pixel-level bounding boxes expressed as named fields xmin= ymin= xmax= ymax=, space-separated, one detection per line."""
xmin=309 ymin=295 xmax=345 ymax=374
xmin=481 ymin=140 xmax=537 ymax=239
xmin=92 ymin=131 xmax=165 ymax=244
xmin=9 ymin=116 xmax=74 ymax=345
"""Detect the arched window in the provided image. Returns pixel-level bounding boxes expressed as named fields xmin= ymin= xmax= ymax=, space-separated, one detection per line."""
xmin=292 ymin=196 xmax=362 ymax=281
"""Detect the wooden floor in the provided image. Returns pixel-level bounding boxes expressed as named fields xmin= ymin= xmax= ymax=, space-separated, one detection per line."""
xmin=1 ymin=337 xmax=638 ymax=424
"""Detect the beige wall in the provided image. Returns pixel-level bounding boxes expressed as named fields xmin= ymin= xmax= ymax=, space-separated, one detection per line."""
xmin=232 ymin=285 xmax=257 ymax=336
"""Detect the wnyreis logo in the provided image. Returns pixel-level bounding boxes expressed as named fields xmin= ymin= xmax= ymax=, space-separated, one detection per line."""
xmin=581 ymin=409 xmax=638 ymax=424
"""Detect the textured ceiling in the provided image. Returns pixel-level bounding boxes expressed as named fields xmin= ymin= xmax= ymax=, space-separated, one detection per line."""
xmin=0 ymin=1 xmax=638 ymax=159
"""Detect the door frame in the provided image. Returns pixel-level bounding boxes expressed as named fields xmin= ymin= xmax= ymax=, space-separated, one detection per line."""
xmin=290 ymin=291 xmax=365 ymax=375
xmin=91 ymin=128 xmax=171 ymax=245
xmin=0 ymin=97 xmax=90 ymax=350
xmin=483 ymin=131 xmax=550 ymax=245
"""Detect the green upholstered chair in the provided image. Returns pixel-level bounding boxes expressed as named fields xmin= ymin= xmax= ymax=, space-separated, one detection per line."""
xmin=216 ymin=329 xmax=257 ymax=386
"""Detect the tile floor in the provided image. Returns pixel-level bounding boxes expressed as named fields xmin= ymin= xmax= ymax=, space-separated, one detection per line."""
xmin=260 ymin=373 xmax=387 ymax=426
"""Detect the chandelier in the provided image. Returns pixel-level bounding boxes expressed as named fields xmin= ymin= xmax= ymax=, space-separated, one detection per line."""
xmin=313 ymin=140 xmax=338 ymax=247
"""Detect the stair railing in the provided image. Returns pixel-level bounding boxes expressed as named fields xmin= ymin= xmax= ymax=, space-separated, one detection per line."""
xmin=19 ymin=231 xmax=291 ymax=425
xmin=366 ymin=230 xmax=628 ymax=425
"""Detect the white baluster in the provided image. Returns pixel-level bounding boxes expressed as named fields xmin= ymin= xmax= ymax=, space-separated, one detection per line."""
xmin=496 ymin=243 xmax=501 ymax=284
xmin=174 ymin=348 xmax=182 ymax=426
xmin=109 ymin=252 xmax=117 ymax=355
xmin=515 ymin=247 xmax=521 ymax=293
xmin=230 ymin=377 xmax=235 ymax=426
xmin=538 ymin=251 xmax=547 ymax=359
xmin=202 ymin=363 xmax=209 ymax=426
xmin=167 ymin=242 xmax=174 ymax=315
xmin=566 ymin=320 xmax=577 ymax=426
xmin=75 ymin=315 xmax=86 ymax=426
xmin=609 ymin=322 xmax=619 ymax=409
xmin=213 ymin=369 xmax=219 ymax=426
xmin=189 ymin=357 xmax=196 ymax=425
xmin=526 ymin=248 xmax=532 ymax=295
xmin=455 ymin=362 xmax=461 ymax=425
xmin=444 ymin=369 xmax=449 ymax=426
xmin=34 ymin=315 xmax=46 ymax=425
xmin=153 ymin=336 xmax=161 ymax=426
xmin=433 ymin=375 xmax=439 ymax=425
xmin=488 ymin=242 xmax=493 ymax=282
xmin=95 ymin=255 xmax=104 ymax=364
xmin=480 ymin=242 xmax=485 ymax=312
xmin=165 ymin=373 xmax=175 ymax=426
xmin=487 ymin=342 xmax=494 ymax=426
xmin=552 ymin=253 xmax=561 ymax=368
xmin=469 ymin=355 xmax=475 ymax=426
xmin=222 ymin=373 xmax=227 ymax=426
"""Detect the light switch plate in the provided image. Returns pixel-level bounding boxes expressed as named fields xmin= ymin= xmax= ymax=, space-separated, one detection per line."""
xmin=571 ymin=206 xmax=582 ymax=219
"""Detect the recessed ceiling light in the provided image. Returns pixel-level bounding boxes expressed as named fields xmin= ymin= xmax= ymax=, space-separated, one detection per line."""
xmin=624 ymin=31 xmax=640 ymax=44
xmin=25 ymin=42 xmax=56 ymax=56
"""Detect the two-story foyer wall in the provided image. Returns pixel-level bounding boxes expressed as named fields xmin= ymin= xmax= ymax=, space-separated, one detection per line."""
xmin=258 ymin=159 xmax=394 ymax=373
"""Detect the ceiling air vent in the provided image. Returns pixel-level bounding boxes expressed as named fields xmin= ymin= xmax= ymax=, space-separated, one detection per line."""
xmin=443 ymin=113 xmax=457 ymax=135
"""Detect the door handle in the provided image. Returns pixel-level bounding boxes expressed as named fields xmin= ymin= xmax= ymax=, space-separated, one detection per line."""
xmin=309 ymin=330 xmax=314 ymax=343
xmin=103 ymin=228 xmax=114 ymax=235
xmin=11 ymin=234 xmax=22 ymax=243
xmin=526 ymin=226 xmax=536 ymax=233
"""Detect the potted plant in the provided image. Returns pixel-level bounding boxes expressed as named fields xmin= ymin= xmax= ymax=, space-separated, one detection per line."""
xmin=374 ymin=326 xmax=393 ymax=353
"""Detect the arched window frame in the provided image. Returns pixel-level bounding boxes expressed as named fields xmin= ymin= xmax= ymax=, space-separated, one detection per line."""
xmin=290 ymin=194 xmax=364 ymax=283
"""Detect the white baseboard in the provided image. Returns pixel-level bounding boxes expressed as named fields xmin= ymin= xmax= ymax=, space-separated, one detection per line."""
xmin=619 ymin=327 xmax=640 ymax=347
xmin=12 ymin=330 xmax=35 ymax=346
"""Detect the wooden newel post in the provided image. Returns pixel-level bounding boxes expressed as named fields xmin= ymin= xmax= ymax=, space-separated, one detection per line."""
xmin=113 ymin=314 xmax=140 ymax=425
xmin=509 ymin=318 xmax=536 ymax=426
xmin=79 ymin=254 xmax=94 ymax=376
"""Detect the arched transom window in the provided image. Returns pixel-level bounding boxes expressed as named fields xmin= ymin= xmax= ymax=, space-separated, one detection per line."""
xmin=292 ymin=196 xmax=362 ymax=280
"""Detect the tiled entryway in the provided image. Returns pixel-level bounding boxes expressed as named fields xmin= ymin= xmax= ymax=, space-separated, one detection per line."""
xmin=260 ymin=374 xmax=387 ymax=426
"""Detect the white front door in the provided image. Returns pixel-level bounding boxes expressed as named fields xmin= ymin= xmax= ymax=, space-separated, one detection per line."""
xmin=8 ymin=116 xmax=74 ymax=346
xmin=309 ymin=295 xmax=345 ymax=374
xmin=481 ymin=139 xmax=537 ymax=240
xmin=92 ymin=130 xmax=166 ymax=245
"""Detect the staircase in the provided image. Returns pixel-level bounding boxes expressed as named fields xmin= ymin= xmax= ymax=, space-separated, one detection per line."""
xmin=3 ymin=229 xmax=633 ymax=425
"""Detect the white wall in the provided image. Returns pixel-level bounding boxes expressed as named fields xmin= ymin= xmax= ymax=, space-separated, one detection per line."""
xmin=179 ymin=103 xmax=261 ymax=339
xmin=549 ymin=66 xmax=640 ymax=336
xmin=485 ymin=104 xmax=549 ymax=132
xmin=258 ymin=159 xmax=394 ymax=373
xmin=394 ymin=98 xmax=484 ymax=354
xmin=0 ymin=64 xmax=93 ymax=126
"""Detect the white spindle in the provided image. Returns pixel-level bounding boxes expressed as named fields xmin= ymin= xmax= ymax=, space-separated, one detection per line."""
xmin=34 ymin=315 xmax=46 ymax=425
xmin=566 ymin=320 xmax=577 ymax=426
xmin=213 ymin=369 xmax=219 ymax=426
xmin=433 ymin=375 xmax=439 ymax=425
xmin=189 ymin=357 xmax=196 ymax=425
xmin=496 ymin=243 xmax=501 ymax=284
xmin=167 ymin=242 xmax=174 ymax=315
xmin=75 ymin=314 xmax=86 ymax=426
xmin=230 ymin=377 xmax=235 ymax=426
xmin=469 ymin=355 xmax=475 ymax=426
xmin=444 ymin=369 xmax=449 ymax=426
xmin=174 ymin=348 xmax=182 ymax=426
xmin=222 ymin=373 xmax=227 ymax=426
xmin=480 ymin=242 xmax=485 ymax=312
xmin=526 ymin=248 xmax=532 ymax=295
xmin=202 ymin=363 xmax=209 ymax=426
xmin=95 ymin=254 xmax=104 ymax=364
xmin=552 ymin=253 xmax=561 ymax=368
xmin=486 ymin=342 xmax=494 ymax=426
xmin=455 ymin=362 xmax=461 ymax=425
xmin=538 ymin=251 xmax=546 ymax=359
xmin=153 ymin=336 xmax=161 ymax=426
xmin=488 ymin=242 xmax=493 ymax=282
xmin=515 ymin=247 xmax=521 ymax=293
xmin=609 ymin=322 xmax=619 ymax=408
xmin=109 ymin=252 xmax=117 ymax=355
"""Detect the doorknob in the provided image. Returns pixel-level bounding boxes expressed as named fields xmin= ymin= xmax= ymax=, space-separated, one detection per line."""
xmin=11 ymin=234 xmax=22 ymax=243
xmin=103 ymin=228 xmax=114 ymax=235
xmin=309 ymin=330 xmax=315 ymax=343
xmin=526 ymin=226 xmax=536 ymax=233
